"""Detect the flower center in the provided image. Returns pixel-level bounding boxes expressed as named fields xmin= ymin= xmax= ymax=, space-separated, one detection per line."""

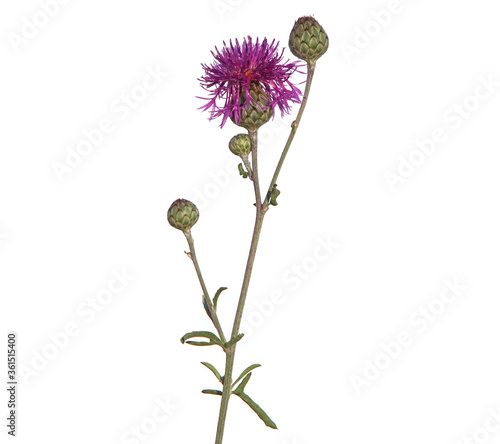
xmin=242 ymin=67 xmax=256 ymax=81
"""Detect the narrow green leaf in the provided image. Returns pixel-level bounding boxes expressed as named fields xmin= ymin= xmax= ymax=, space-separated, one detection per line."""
xmin=180 ymin=331 xmax=223 ymax=347
xmin=202 ymin=295 xmax=213 ymax=321
xmin=235 ymin=393 xmax=278 ymax=429
xmin=213 ymin=287 xmax=228 ymax=311
xmin=238 ymin=163 xmax=249 ymax=179
xmin=202 ymin=389 xmax=223 ymax=396
xmin=232 ymin=372 xmax=252 ymax=395
xmin=185 ymin=340 xmax=215 ymax=346
xmin=201 ymin=362 xmax=223 ymax=384
xmin=232 ymin=364 xmax=261 ymax=389
xmin=224 ymin=333 xmax=244 ymax=348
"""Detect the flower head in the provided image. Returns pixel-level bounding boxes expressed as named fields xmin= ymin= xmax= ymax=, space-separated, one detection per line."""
xmin=228 ymin=133 xmax=252 ymax=158
xmin=289 ymin=16 xmax=329 ymax=63
xmin=198 ymin=37 xmax=303 ymax=128
xmin=168 ymin=199 xmax=199 ymax=233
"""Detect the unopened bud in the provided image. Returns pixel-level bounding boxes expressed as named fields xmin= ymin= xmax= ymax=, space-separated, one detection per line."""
xmin=229 ymin=133 xmax=252 ymax=158
xmin=289 ymin=16 xmax=329 ymax=63
xmin=168 ymin=199 xmax=199 ymax=232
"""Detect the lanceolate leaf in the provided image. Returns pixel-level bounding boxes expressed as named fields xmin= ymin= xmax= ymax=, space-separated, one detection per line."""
xmin=213 ymin=287 xmax=228 ymax=311
xmin=224 ymin=333 xmax=244 ymax=348
xmin=202 ymin=389 xmax=223 ymax=396
xmin=235 ymin=392 xmax=278 ymax=429
xmin=232 ymin=364 xmax=261 ymax=389
xmin=202 ymin=295 xmax=213 ymax=321
xmin=180 ymin=331 xmax=223 ymax=347
xmin=201 ymin=362 xmax=223 ymax=384
xmin=232 ymin=372 xmax=252 ymax=395
xmin=185 ymin=341 xmax=212 ymax=346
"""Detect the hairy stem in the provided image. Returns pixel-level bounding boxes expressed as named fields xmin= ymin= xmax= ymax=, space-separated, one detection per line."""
xmin=184 ymin=231 xmax=227 ymax=344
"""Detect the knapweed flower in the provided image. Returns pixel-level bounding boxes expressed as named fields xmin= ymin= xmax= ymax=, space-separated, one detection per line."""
xmin=198 ymin=37 xmax=303 ymax=129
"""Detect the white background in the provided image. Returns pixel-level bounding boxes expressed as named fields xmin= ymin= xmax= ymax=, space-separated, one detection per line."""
xmin=1 ymin=1 xmax=500 ymax=443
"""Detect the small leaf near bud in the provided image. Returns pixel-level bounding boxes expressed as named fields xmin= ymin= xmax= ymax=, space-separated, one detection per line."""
xmin=238 ymin=163 xmax=249 ymax=179
xmin=268 ymin=184 xmax=280 ymax=206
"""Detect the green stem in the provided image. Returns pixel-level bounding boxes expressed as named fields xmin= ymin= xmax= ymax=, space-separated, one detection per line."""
xmin=241 ymin=156 xmax=253 ymax=180
xmin=214 ymin=129 xmax=265 ymax=444
xmin=214 ymin=63 xmax=318 ymax=444
xmin=248 ymin=130 xmax=262 ymax=207
xmin=184 ymin=231 xmax=227 ymax=344
xmin=231 ymin=210 xmax=264 ymax=339
xmin=264 ymin=61 xmax=316 ymax=207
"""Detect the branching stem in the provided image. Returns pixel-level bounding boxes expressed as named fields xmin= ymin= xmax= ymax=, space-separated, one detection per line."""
xmin=264 ymin=61 xmax=316 ymax=207
xmin=213 ymin=62 xmax=317 ymax=444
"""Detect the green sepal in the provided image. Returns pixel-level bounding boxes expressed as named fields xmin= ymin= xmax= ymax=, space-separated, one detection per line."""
xmin=202 ymin=389 xmax=223 ymax=395
xmin=201 ymin=362 xmax=223 ymax=384
xmin=213 ymin=287 xmax=228 ymax=311
xmin=238 ymin=163 xmax=249 ymax=179
xmin=232 ymin=364 xmax=261 ymax=389
xmin=235 ymin=392 xmax=278 ymax=429
xmin=180 ymin=331 xmax=223 ymax=348
xmin=224 ymin=333 xmax=244 ymax=349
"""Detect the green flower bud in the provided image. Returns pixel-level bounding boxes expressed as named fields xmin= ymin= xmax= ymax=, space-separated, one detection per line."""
xmin=229 ymin=133 xmax=252 ymax=158
xmin=231 ymin=83 xmax=273 ymax=131
xmin=168 ymin=199 xmax=199 ymax=232
xmin=289 ymin=16 xmax=329 ymax=63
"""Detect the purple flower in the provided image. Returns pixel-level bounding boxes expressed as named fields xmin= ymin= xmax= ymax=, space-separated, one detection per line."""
xmin=198 ymin=37 xmax=303 ymax=128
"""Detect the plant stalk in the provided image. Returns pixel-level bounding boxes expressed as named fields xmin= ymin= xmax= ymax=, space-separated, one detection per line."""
xmin=184 ymin=231 xmax=227 ymax=344
xmin=214 ymin=63 xmax=317 ymax=443
xmin=265 ymin=61 xmax=316 ymax=206
xmin=214 ymin=130 xmax=264 ymax=444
